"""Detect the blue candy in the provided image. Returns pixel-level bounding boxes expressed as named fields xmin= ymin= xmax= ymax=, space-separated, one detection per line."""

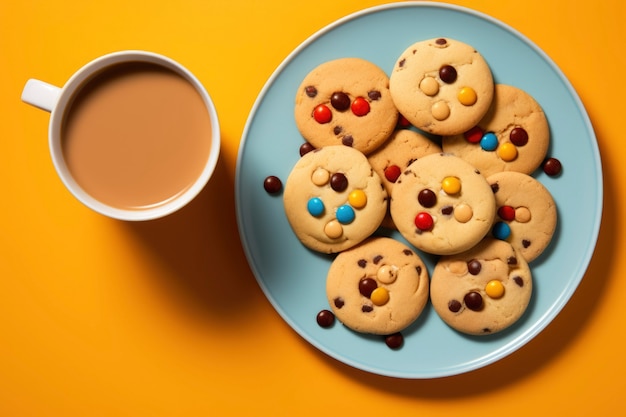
xmin=492 ymin=221 xmax=511 ymax=240
xmin=307 ymin=197 xmax=325 ymax=217
xmin=336 ymin=205 xmax=355 ymax=224
xmin=480 ymin=132 xmax=498 ymax=151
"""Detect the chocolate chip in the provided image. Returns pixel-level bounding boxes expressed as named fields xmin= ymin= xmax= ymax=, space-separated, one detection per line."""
xmin=398 ymin=58 xmax=406 ymax=67
xmin=333 ymin=297 xmax=345 ymax=308
xmin=263 ymin=176 xmax=282 ymax=194
xmin=435 ymin=38 xmax=447 ymax=45
xmin=316 ymin=310 xmax=335 ymax=327
xmin=357 ymin=259 xmax=367 ymax=268
xmin=416 ymin=265 xmax=422 ymax=275
xmin=467 ymin=259 xmax=481 ymax=275
xmin=299 ymin=142 xmax=315 ymax=156
xmin=384 ymin=333 xmax=404 ymax=349
xmin=305 ymin=86 xmax=317 ymax=97
xmin=373 ymin=255 xmax=383 ymax=264
xmin=368 ymin=90 xmax=382 ymax=101
xmin=333 ymin=126 xmax=342 ymax=135
xmin=330 ymin=172 xmax=348 ymax=192
xmin=448 ymin=299 xmax=462 ymax=313
xmin=330 ymin=91 xmax=350 ymax=111
xmin=513 ymin=276 xmax=524 ymax=287
xmin=403 ymin=249 xmax=413 ymax=256
xmin=522 ymin=239 xmax=531 ymax=248
xmin=362 ymin=305 xmax=373 ymax=313
xmin=491 ymin=183 xmax=500 ymax=193
xmin=507 ymin=256 xmax=518 ymax=265
xmin=341 ymin=135 xmax=353 ymax=147
xmin=441 ymin=205 xmax=453 ymax=215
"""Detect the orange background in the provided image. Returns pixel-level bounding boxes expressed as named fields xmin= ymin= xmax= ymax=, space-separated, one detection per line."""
xmin=1 ymin=1 xmax=623 ymax=415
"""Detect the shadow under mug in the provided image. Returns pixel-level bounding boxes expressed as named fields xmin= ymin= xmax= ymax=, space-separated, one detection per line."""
xmin=21 ymin=50 xmax=220 ymax=221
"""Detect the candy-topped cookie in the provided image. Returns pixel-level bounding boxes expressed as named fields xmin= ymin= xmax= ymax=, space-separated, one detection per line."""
xmin=326 ymin=237 xmax=430 ymax=336
xmin=389 ymin=37 xmax=494 ymax=136
xmin=487 ymin=171 xmax=557 ymax=262
xmin=442 ymin=84 xmax=550 ymax=177
xmin=367 ymin=129 xmax=442 ymax=229
xmin=294 ymin=58 xmax=398 ymax=155
xmin=430 ymin=238 xmax=533 ymax=335
xmin=283 ymin=145 xmax=388 ymax=254
xmin=390 ymin=153 xmax=495 ymax=255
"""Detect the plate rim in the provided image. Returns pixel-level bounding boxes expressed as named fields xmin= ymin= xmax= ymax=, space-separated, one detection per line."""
xmin=235 ymin=1 xmax=603 ymax=379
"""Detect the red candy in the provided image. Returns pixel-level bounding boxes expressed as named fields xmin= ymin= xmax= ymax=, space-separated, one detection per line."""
xmin=313 ymin=104 xmax=332 ymax=123
xmin=351 ymin=97 xmax=370 ymax=116
xmin=497 ymin=205 xmax=516 ymax=221
xmin=464 ymin=126 xmax=484 ymax=143
xmin=414 ymin=212 xmax=434 ymax=231
xmin=384 ymin=165 xmax=402 ymax=183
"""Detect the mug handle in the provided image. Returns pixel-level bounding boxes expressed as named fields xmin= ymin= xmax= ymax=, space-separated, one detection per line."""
xmin=21 ymin=79 xmax=61 ymax=112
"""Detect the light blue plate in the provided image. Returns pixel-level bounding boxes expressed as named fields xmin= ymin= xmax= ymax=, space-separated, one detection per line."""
xmin=235 ymin=2 xmax=602 ymax=378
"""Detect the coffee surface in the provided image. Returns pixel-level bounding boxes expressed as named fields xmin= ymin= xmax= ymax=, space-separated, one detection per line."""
xmin=62 ymin=62 xmax=212 ymax=209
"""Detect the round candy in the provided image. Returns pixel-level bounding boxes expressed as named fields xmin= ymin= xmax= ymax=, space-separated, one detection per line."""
xmin=384 ymin=332 xmax=404 ymax=349
xmin=348 ymin=190 xmax=367 ymax=209
xmin=384 ymin=165 xmax=402 ymax=183
xmin=420 ymin=76 xmax=439 ymax=96
xmin=439 ymin=65 xmax=457 ymax=83
xmin=370 ymin=287 xmax=390 ymax=306
xmin=492 ymin=221 xmax=511 ymax=240
xmin=299 ymin=141 xmax=315 ymax=156
xmin=480 ymin=132 xmax=498 ymax=151
xmin=454 ymin=204 xmax=473 ymax=223
xmin=359 ymin=277 xmax=378 ymax=297
xmin=313 ymin=104 xmax=332 ymax=124
xmin=458 ymin=87 xmax=477 ymax=106
xmin=498 ymin=142 xmax=518 ymax=161
xmin=418 ymin=189 xmax=437 ymax=208
xmin=316 ymin=310 xmax=335 ymax=327
xmin=330 ymin=172 xmax=348 ymax=192
xmin=415 ymin=212 xmax=434 ymax=231
xmin=324 ymin=220 xmax=343 ymax=238
xmin=497 ymin=205 xmax=516 ymax=221
xmin=464 ymin=126 xmax=483 ymax=143
xmin=485 ymin=280 xmax=505 ymax=299
xmin=543 ymin=157 xmax=562 ymax=176
xmin=464 ymin=291 xmax=483 ymax=311
xmin=442 ymin=176 xmax=461 ymax=195
xmin=432 ymin=101 xmax=450 ymax=120
xmin=510 ymin=127 xmax=529 ymax=146
xmin=263 ymin=175 xmax=282 ymax=194
xmin=336 ymin=204 xmax=355 ymax=224
xmin=351 ymin=97 xmax=370 ymax=116
xmin=331 ymin=92 xmax=351 ymax=111
xmin=311 ymin=167 xmax=330 ymax=186
xmin=377 ymin=264 xmax=399 ymax=284
xmin=307 ymin=197 xmax=325 ymax=217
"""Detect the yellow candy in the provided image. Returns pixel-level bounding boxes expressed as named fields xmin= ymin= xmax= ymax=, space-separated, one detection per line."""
xmin=442 ymin=176 xmax=461 ymax=195
xmin=458 ymin=87 xmax=477 ymax=106
xmin=370 ymin=287 xmax=390 ymax=306
xmin=348 ymin=189 xmax=367 ymax=209
xmin=497 ymin=142 xmax=518 ymax=162
xmin=485 ymin=280 xmax=505 ymax=299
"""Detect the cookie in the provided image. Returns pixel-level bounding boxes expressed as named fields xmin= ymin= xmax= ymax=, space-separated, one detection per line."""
xmin=326 ymin=237 xmax=429 ymax=335
xmin=487 ymin=171 xmax=557 ymax=262
xmin=390 ymin=153 xmax=495 ymax=255
xmin=294 ymin=58 xmax=398 ymax=155
xmin=283 ymin=145 xmax=388 ymax=254
xmin=430 ymin=238 xmax=533 ymax=335
xmin=389 ymin=37 xmax=494 ymax=136
xmin=367 ymin=129 xmax=442 ymax=229
xmin=442 ymin=84 xmax=550 ymax=177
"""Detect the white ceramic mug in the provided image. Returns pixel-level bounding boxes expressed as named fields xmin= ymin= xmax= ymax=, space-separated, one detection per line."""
xmin=21 ymin=50 xmax=220 ymax=221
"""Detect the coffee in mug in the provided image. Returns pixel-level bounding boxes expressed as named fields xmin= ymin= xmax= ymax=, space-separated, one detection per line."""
xmin=22 ymin=51 xmax=220 ymax=221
